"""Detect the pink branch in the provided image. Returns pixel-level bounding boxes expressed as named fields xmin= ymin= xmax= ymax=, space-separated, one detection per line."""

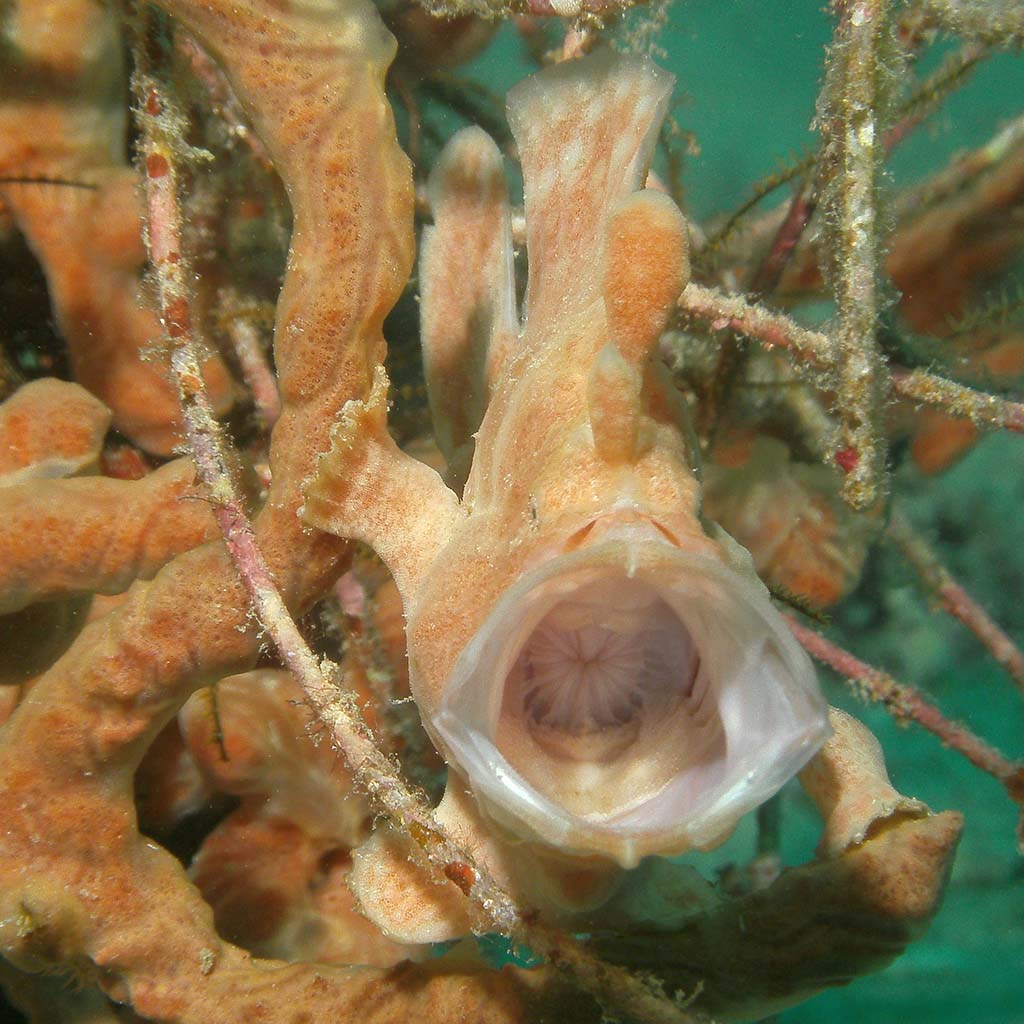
xmin=786 ymin=613 xmax=1024 ymax=848
xmin=888 ymin=514 xmax=1024 ymax=696
xmin=223 ymin=310 xmax=281 ymax=430
xmin=678 ymin=283 xmax=1024 ymax=439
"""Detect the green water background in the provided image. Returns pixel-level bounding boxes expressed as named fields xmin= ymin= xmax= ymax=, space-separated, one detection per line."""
xmin=464 ymin=2 xmax=1024 ymax=1020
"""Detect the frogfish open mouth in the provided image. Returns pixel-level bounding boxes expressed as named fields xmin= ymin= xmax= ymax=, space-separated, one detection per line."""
xmin=434 ymin=521 xmax=828 ymax=867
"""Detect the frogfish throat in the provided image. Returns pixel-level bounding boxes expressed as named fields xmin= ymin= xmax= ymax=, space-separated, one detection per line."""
xmin=507 ymin=577 xmax=700 ymax=762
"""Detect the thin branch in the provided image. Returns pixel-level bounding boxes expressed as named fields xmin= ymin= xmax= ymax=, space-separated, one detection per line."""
xmin=785 ymin=613 xmax=1024 ymax=846
xmin=891 ymin=368 xmax=1024 ymax=433
xmin=676 ymin=283 xmax=1024 ymax=441
xmin=223 ymin=308 xmax=281 ymax=430
xmin=701 ymin=153 xmax=816 ymax=261
xmin=0 ymin=176 xmax=99 ymax=190
xmin=677 ymin=282 xmax=836 ymax=377
xmin=887 ymin=513 xmax=1024 ymax=695
xmin=893 ymin=112 xmax=1024 ymax=223
xmin=701 ymin=39 xmax=983 ymax=273
xmin=760 ymin=39 xmax=987 ymax=295
xmin=750 ymin=178 xmax=816 ymax=296
xmin=884 ymin=42 xmax=987 ymax=150
xmin=814 ymin=0 xmax=895 ymax=509
xmin=920 ymin=0 xmax=1024 ymax=47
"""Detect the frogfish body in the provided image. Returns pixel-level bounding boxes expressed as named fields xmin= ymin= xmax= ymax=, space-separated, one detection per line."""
xmin=303 ymin=50 xmax=829 ymax=941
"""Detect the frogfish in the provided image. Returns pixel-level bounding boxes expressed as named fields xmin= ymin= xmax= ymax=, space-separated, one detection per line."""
xmin=303 ymin=50 xmax=829 ymax=941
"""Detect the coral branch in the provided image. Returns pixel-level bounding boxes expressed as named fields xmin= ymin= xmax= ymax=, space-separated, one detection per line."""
xmin=678 ymin=282 xmax=837 ymax=377
xmin=677 ymin=283 xmax=1024 ymax=441
xmin=702 ymin=38 xmax=984 ymax=275
xmin=222 ymin=309 xmax=280 ymax=430
xmin=0 ymin=379 xmax=110 ymax=482
xmin=0 ymin=459 xmax=215 ymax=614
xmin=893 ymin=112 xmax=1024 ymax=226
xmin=920 ymin=0 xmax=1024 ymax=46
xmin=132 ymin=9 xmax=700 ymax=1024
xmin=751 ymin=180 xmax=817 ymax=296
xmin=887 ymin=513 xmax=1024 ymax=694
xmin=0 ymin=0 xmax=233 ymax=453
xmin=410 ymin=0 xmax=645 ymax=18
xmin=890 ymin=368 xmax=1024 ymax=433
xmin=151 ymin=0 xmax=415 ymax=588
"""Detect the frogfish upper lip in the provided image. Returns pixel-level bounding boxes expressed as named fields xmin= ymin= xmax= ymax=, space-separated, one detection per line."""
xmin=432 ymin=523 xmax=830 ymax=867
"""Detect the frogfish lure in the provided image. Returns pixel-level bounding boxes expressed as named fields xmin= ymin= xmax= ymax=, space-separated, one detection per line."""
xmin=303 ymin=50 xmax=830 ymax=940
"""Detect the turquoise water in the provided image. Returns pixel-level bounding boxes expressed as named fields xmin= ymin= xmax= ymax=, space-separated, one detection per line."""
xmin=672 ymin=7 xmax=1023 ymax=1020
xmin=783 ymin=436 xmax=1024 ymax=1024
xmin=661 ymin=7 xmax=1024 ymax=1018
xmin=665 ymin=6 xmax=1023 ymax=1020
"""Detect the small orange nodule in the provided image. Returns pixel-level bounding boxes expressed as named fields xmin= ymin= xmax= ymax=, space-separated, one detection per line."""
xmin=443 ymin=861 xmax=477 ymax=895
xmin=164 ymin=296 xmax=191 ymax=338
xmin=146 ymin=152 xmax=170 ymax=179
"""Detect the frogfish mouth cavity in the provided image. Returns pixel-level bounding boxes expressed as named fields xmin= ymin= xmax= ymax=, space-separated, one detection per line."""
xmin=513 ymin=576 xmax=697 ymax=764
